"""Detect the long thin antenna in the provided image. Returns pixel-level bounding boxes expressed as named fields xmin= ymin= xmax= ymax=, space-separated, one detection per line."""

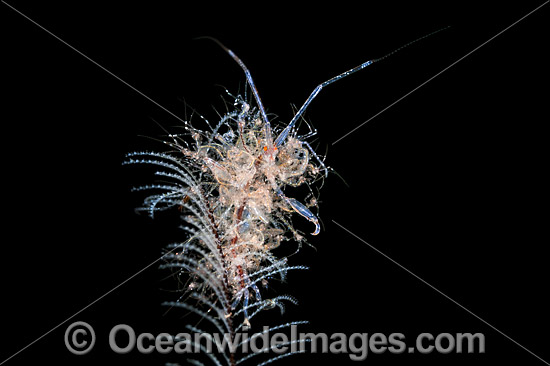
xmin=274 ymin=26 xmax=451 ymax=147
xmin=196 ymin=37 xmax=274 ymax=146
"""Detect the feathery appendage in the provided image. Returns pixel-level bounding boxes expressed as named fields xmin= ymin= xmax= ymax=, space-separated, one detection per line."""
xmin=125 ymin=92 xmax=326 ymax=365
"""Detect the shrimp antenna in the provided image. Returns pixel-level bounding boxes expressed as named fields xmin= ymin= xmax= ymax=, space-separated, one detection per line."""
xmin=274 ymin=26 xmax=451 ymax=146
xmin=196 ymin=36 xmax=273 ymax=146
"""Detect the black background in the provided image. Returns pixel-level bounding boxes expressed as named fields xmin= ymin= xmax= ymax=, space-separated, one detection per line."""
xmin=2 ymin=1 xmax=548 ymax=365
